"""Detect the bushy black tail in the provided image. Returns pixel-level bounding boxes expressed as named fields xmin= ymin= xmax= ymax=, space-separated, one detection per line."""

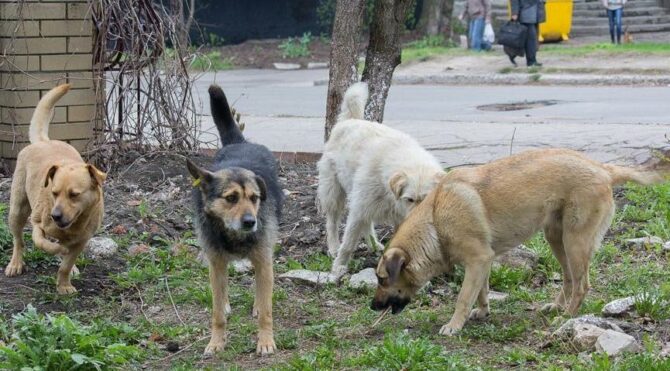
xmin=209 ymin=84 xmax=245 ymax=146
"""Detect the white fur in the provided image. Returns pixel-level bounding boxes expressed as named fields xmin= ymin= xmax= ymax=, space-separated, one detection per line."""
xmin=338 ymin=82 xmax=368 ymax=121
xmin=318 ymin=85 xmax=444 ymax=277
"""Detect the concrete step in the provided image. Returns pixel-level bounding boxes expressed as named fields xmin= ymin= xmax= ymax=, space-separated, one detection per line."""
xmin=574 ymin=0 xmax=660 ymax=10
xmin=571 ymin=21 xmax=670 ymax=34
xmin=572 ymin=8 xmax=669 ymax=17
xmin=572 ymin=14 xmax=670 ymax=25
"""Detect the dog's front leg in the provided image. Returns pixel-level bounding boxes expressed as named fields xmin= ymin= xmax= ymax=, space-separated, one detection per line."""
xmin=250 ymin=247 xmax=276 ymax=355
xmin=32 ymin=226 xmax=68 ymax=256
xmin=56 ymin=243 xmax=84 ymax=295
xmin=204 ymin=254 xmax=229 ymax=356
xmin=440 ymin=252 xmax=493 ymax=336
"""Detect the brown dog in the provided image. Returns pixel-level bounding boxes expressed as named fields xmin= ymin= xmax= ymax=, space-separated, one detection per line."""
xmin=372 ymin=148 xmax=667 ymax=335
xmin=5 ymin=84 xmax=106 ymax=294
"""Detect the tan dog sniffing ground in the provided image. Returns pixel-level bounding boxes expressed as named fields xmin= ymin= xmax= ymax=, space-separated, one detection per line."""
xmin=5 ymin=84 xmax=106 ymax=295
xmin=371 ymin=148 xmax=668 ymax=335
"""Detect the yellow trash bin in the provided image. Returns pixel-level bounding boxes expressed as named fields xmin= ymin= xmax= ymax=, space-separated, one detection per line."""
xmin=507 ymin=0 xmax=573 ymax=42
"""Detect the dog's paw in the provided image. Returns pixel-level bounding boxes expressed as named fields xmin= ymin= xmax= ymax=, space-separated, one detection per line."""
xmin=439 ymin=323 xmax=462 ymax=336
xmin=540 ymin=303 xmax=561 ymax=313
xmin=469 ymin=308 xmax=490 ymax=320
xmin=331 ymin=265 xmax=348 ymax=281
xmin=4 ymin=261 xmax=25 ymax=277
xmin=256 ymin=335 xmax=276 ymax=355
xmin=203 ymin=338 xmax=226 ymax=357
xmin=57 ymin=284 xmax=78 ymax=295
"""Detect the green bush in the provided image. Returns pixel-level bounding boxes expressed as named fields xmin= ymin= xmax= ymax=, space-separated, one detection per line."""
xmin=0 ymin=306 xmax=144 ymax=370
xmin=278 ymin=32 xmax=313 ymax=59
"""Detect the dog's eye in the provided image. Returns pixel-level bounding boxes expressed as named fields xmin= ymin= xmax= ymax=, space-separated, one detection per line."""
xmin=69 ymin=192 xmax=80 ymax=198
xmin=52 ymin=191 xmax=58 ymax=197
xmin=225 ymin=194 xmax=238 ymax=203
xmin=406 ymin=198 xmax=415 ymax=203
xmin=250 ymin=195 xmax=259 ymax=203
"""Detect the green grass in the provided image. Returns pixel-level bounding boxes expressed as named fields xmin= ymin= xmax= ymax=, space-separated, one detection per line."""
xmin=190 ymin=51 xmax=235 ymax=71
xmin=542 ymin=42 xmax=670 ymax=56
xmin=401 ymin=35 xmax=459 ymax=64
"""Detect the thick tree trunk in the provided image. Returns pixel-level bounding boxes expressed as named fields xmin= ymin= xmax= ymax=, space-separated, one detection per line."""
xmin=361 ymin=0 xmax=414 ymax=123
xmin=324 ymin=0 xmax=366 ymax=141
xmin=417 ymin=0 xmax=454 ymax=37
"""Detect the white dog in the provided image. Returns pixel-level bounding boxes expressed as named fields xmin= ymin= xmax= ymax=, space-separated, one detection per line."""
xmin=318 ymin=82 xmax=445 ymax=278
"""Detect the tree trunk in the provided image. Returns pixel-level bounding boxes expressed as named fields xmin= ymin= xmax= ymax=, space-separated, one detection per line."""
xmin=361 ymin=0 xmax=414 ymax=123
xmin=324 ymin=0 xmax=366 ymax=141
xmin=417 ymin=0 xmax=454 ymax=37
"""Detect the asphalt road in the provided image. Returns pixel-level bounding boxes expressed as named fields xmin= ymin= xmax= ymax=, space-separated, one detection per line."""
xmin=194 ymin=69 xmax=670 ymax=167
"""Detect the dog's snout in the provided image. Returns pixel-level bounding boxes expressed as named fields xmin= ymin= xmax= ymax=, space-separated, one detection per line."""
xmin=241 ymin=214 xmax=256 ymax=230
xmin=370 ymin=299 xmax=387 ymax=311
xmin=51 ymin=208 xmax=63 ymax=222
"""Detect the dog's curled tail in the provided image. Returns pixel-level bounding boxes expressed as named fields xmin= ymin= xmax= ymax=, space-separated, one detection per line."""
xmin=29 ymin=84 xmax=71 ymax=144
xmin=604 ymin=164 xmax=668 ymax=186
xmin=338 ymin=82 xmax=368 ymax=122
xmin=209 ymin=84 xmax=245 ymax=146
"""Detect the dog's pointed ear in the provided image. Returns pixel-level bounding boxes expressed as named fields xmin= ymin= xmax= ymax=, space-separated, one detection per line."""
xmin=44 ymin=165 xmax=59 ymax=187
xmin=186 ymin=159 xmax=212 ymax=188
xmin=255 ymin=175 xmax=267 ymax=201
xmin=384 ymin=248 xmax=408 ymax=285
xmin=389 ymin=172 xmax=408 ymax=200
xmin=87 ymin=164 xmax=107 ymax=187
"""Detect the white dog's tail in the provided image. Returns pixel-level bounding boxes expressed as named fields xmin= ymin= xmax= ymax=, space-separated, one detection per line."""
xmin=29 ymin=84 xmax=71 ymax=143
xmin=338 ymin=82 xmax=368 ymax=121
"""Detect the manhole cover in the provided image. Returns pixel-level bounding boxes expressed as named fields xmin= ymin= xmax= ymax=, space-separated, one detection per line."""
xmin=477 ymin=100 xmax=560 ymax=112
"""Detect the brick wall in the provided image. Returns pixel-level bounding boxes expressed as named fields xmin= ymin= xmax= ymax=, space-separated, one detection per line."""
xmin=0 ymin=0 xmax=100 ymax=167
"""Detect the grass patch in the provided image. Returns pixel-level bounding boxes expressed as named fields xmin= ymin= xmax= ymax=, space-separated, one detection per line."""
xmin=401 ymin=35 xmax=457 ymax=64
xmin=279 ymin=32 xmax=313 ymax=59
xmin=542 ymin=42 xmax=670 ymax=56
xmin=0 ymin=305 xmax=144 ymax=369
xmin=190 ymin=51 xmax=235 ymax=71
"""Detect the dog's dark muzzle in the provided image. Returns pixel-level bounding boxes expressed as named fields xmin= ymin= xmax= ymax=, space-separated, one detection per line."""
xmin=370 ymin=296 xmax=410 ymax=314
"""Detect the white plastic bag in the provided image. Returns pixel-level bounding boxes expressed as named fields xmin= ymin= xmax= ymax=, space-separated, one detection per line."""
xmin=483 ymin=23 xmax=495 ymax=44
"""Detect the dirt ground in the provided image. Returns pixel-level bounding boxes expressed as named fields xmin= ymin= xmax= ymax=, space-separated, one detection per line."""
xmin=211 ymin=38 xmax=334 ymax=69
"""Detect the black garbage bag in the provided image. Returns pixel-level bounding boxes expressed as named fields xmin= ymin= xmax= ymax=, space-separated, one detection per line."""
xmin=498 ymin=21 xmax=528 ymax=49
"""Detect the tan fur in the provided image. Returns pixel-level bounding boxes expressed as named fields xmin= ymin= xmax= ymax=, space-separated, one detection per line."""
xmin=373 ymin=148 xmax=668 ymax=335
xmin=5 ymin=84 xmax=106 ymax=295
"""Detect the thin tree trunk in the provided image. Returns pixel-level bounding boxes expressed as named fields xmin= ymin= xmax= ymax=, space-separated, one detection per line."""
xmin=417 ymin=0 xmax=454 ymax=37
xmin=361 ymin=0 xmax=414 ymax=123
xmin=324 ymin=0 xmax=366 ymax=141
xmin=440 ymin=0 xmax=454 ymax=37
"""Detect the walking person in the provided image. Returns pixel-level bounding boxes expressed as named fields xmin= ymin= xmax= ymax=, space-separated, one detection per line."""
xmin=603 ymin=0 xmax=626 ymax=44
xmin=510 ymin=0 xmax=546 ymax=66
xmin=460 ymin=0 xmax=493 ymax=51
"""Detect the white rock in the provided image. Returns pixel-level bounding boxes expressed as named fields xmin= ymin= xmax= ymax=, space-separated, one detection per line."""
xmin=307 ymin=62 xmax=328 ymax=69
xmin=625 ymin=236 xmax=664 ymax=249
xmin=348 ymin=268 xmax=377 ymax=289
xmin=279 ymin=270 xmax=336 ymax=285
xmin=553 ymin=315 xmax=625 ymax=339
xmin=86 ymin=237 xmax=118 ymax=259
xmin=595 ymin=330 xmax=640 ymax=356
xmin=147 ymin=305 xmax=162 ymax=315
xmin=572 ymin=324 xmax=608 ymax=351
xmin=663 ymin=241 xmax=670 ymax=251
xmin=495 ymin=245 xmax=539 ymax=270
xmin=488 ymin=291 xmax=509 ymax=301
xmin=602 ymin=296 xmax=636 ymax=317
xmin=231 ymin=259 xmax=253 ymax=274
xmin=660 ymin=342 xmax=670 ymax=358
xmin=273 ymin=62 xmax=301 ymax=70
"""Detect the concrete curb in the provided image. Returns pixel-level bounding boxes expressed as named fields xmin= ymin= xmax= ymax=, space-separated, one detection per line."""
xmin=314 ymin=74 xmax=670 ymax=87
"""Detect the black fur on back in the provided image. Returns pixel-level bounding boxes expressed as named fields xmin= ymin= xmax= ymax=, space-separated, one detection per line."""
xmin=192 ymin=85 xmax=283 ymax=256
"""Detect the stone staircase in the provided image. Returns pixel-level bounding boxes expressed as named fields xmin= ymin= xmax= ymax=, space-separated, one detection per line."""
xmin=483 ymin=0 xmax=670 ymax=38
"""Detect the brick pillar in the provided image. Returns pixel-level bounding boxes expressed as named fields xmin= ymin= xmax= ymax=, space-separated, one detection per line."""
xmin=0 ymin=0 xmax=100 ymax=168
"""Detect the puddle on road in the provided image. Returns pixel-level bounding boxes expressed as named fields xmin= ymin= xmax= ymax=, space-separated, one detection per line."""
xmin=477 ymin=100 xmax=561 ymax=112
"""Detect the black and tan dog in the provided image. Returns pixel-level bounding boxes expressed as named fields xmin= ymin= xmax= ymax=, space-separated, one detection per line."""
xmin=5 ymin=84 xmax=106 ymax=294
xmin=187 ymin=85 xmax=282 ymax=356
xmin=371 ymin=148 xmax=667 ymax=336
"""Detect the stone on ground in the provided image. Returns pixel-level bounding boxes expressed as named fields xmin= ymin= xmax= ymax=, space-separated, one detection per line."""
xmin=624 ymin=236 xmax=664 ymax=249
xmin=279 ymin=270 xmax=336 ymax=285
xmin=86 ymin=237 xmax=118 ymax=259
xmin=553 ymin=315 xmax=625 ymax=339
xmin=494 ymin=245 xmax=538 ymax=270
xmin=231 ymin=259 xmax=253 ymax=274
xmin=602 ymin=296 xmax=636 ymax=317
xmin=273 ymin=62 xmax=301 ymax=70
xmin=128 ymin=243 xmax=151 ymax=257
xmin=572 ymin=323 xmax=608 ymax=351
xmin=663 ymin=241 xmax=670 ymax=251
xmin=660 ymin=342 xmax=670 ymax=358
xmin=487 ymin=291 xmax=509 ymax=301
xmin=348 ymin=268 xmax=377 ymax=289
xmin=595 ymin=330 xmax=640 ymax=356
xmin=307 ymin=62 xmax=328 ymax=69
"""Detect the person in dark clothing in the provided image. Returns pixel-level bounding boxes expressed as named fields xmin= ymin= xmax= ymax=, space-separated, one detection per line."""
xmin=510 ymin=0 xmax=546 ymax=67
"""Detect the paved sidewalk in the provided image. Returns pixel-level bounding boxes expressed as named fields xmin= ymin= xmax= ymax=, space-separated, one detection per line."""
xmin=198 ymin=70 xmax=670 ymax=167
